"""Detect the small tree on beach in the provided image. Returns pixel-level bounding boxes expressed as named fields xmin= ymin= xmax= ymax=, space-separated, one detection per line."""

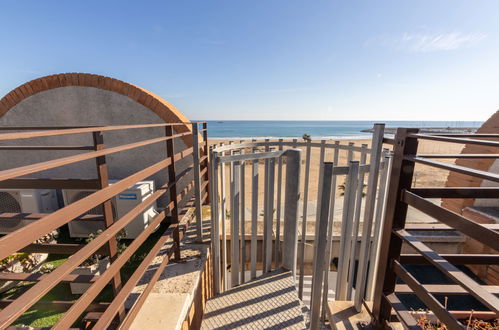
xmin=338 ymin=181 xmax=367 ymax=197
xmin=302 ymin=133 xmax=311 ymax=142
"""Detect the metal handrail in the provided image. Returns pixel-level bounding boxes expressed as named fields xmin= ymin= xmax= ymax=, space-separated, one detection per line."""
xmin=0 ymin=122 xmax=210 ymax=328
xmin=213 ymin=139 xmax=373 ymax=153
xmin=0 ymin=122 xmax=203 ymax=141
xmin=372 ymin=128 xmax=499 ymax=328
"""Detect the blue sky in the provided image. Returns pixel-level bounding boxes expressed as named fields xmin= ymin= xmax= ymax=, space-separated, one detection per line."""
xmin=0 ymin=1 xmax=498 ymax=121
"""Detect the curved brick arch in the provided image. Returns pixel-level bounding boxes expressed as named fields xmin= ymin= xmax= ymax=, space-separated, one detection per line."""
xmin=0 ymin=72 xmax=191 ymax=135
xmin=442 ymin=110 xmax=499 ymax=213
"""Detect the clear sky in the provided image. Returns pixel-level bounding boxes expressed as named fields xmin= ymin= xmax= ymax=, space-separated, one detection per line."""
xmin=0 ymin=1 xmax=498 ymax=121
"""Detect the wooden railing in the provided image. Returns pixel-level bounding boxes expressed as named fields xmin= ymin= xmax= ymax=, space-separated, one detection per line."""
xmin=0 ymin=122 xmax=209 ymax=328
xmin=373 ymin=129 xmax=499 ymax=329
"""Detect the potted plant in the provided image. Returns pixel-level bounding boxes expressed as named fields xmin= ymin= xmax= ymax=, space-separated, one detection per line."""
xmin=69 ymin=229 xmax=126 ymax=294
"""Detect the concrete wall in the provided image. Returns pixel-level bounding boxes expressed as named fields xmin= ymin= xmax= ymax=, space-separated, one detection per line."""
xmin=0 ymin=86 xmax=191 ymax=207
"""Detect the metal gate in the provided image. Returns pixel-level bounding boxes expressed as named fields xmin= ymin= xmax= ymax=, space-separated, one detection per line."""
xmin=210 ymin=148 xmax=302 ymax=293
xmin=208 ymin=124 xmax=390 ymax=329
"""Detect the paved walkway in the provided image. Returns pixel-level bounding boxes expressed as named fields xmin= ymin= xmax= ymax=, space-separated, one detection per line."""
xmin=201 ymin=268 xmax=307 ymax=329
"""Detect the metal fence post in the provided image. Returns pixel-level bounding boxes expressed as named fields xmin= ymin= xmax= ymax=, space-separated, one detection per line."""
xmin=321 ymin=143 xmax=340 ymax=320
xmin=240 ymin=149 xmax=246 ymax=284
xmin=262 ymin=142 xmax=270 ymax=272
xmin=372 ymin=128 xmax=419 ymax=326
xmin=165 ymin=125 xmax=181 ymax=260
xmin=346 ymin=144 xmax=368 ymax=301
xmin=335 ymin=161 xmax=360 ymax=300
xmin=219 ymin=143 xmax=228 ymax=291
xmin=310 ymin=162 xmax=333 ymax=330
xmin=264 ymin=156 xmax=276 ymax=273
xmin=231 ymin=160 xmax=241 ymax=287
xmin=92 ymin=131 xmax=125 ymax=320
xmin=211 ymin=151 xmax=221 ymax=294
xmin=192 ymin=123 xmax=203 ymax=242
xmin=202 ymin=122 xmax=210 ymax=204
xmin=365 ymin=150 xmax=391 ymax=300
xmin=298 ymin=140 xmax=312 ymax=299
xmin=250 ymin=148 xmax=259 ymax=280
xmin=275 ymin=140 xmax=284 ymax=268
xmin=282 ymin=149 xmax=301 ymax=276
xmin=354 ymin=124 xmax=385 ymax=310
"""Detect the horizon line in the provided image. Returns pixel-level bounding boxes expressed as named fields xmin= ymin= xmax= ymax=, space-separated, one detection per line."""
xmin=193 ymin=119 xmax=484 ymax=123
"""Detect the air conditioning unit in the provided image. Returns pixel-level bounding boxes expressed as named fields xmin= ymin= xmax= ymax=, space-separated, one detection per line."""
xmin=63 ymin=180 xmax=158 ymax=239
xmin=0 ymin=189 xmax=59 ymax=234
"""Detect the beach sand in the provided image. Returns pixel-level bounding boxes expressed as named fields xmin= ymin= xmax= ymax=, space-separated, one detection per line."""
xmin=209 ymin=137 xmax=463 ymax=201
xmin=208 ymin=137 xmax=464 ymax=233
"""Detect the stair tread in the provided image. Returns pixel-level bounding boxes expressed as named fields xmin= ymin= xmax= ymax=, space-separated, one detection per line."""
xmin=201 ymin=268 xmax=306 ymax=329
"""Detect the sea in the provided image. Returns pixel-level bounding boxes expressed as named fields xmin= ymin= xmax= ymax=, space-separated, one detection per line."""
xmin=200 ymin=120 xmax=482 ymax=139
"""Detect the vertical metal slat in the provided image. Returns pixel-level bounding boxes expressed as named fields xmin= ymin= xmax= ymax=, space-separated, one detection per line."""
xmin=192 ymin=123 xmax=203 ymax=242
xmin=298 ymin=140 xmax=312 ymax=299
xmin=250 ymin=148 xmax=259 ymax=280
xmin=335 ymin=161 xmax=359 ymax=300
xmin=346 ymin=144 xmax=367 ymax=300
xmin=354 ymin=124 xmax=385 ymax=311
xmin=231 ymin=160 xmax=241 ymax=287
xmin=321 ymin=141 xmax=340 ymax=318
xmin=275 ymin=139 xmax=284 ymax=268
xmin=310 ymin=162 xmax=334 ymax=330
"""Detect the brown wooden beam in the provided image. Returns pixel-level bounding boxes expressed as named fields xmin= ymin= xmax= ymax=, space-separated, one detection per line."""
xmin=0 ymin=272 xmax=98 ymax=283
xmin=410 ymin=187 xmax=499 ymax=199
xmin=0 ymin=178 xmax=100 ymax=189
xmin=400 ymin=253 xmax=499 ymax=265
xmin=402 ymin=190 xmax=499 ymax=251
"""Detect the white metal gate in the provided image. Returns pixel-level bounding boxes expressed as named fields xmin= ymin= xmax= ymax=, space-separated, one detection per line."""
xmin=208 ymin=124 xmax=391 ymax=329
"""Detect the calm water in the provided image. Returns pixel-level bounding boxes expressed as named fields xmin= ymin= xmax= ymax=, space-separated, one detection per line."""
xmin=200 ymin=120 xmax=482 ymax=139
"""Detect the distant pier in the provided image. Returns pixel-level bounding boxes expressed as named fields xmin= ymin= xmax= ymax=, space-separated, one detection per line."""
xmin=361 ymin=127 xmax=478 ymax=134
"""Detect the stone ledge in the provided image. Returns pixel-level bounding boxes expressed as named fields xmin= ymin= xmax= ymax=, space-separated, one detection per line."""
xmin=129 ymin=243 xmax=209 ymax=330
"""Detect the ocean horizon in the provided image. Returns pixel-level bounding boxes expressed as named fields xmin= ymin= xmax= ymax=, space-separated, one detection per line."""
xmin=198 ymin=120 xmax=483 ymax=139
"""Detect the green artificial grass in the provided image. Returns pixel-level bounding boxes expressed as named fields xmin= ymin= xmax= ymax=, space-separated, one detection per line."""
xmin=2 ymin=222 xmax=169 ymax=328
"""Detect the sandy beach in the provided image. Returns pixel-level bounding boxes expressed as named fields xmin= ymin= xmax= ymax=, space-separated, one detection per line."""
xmin=210 ymin=137 xmax=464 ymax=202
xmin=208 ymin=137 xmax=465 ymax=233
